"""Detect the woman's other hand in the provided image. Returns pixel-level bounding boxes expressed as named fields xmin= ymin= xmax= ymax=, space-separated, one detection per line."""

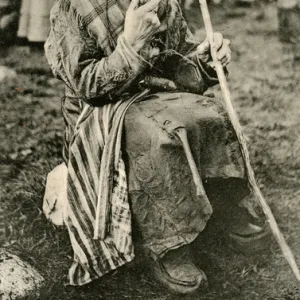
xmin=124 ymin=0 xmax=161 ymax=52
xmin=197 ymin=32 xmax=231 ymax=67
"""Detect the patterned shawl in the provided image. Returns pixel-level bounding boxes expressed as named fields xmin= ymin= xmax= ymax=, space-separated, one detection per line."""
xmin=69 ymin=0 xmax=126 ymax=54
xmin=67 ymin=0 xmax=171 ymax=55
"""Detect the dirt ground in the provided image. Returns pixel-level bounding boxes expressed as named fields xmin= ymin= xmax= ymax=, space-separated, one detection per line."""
xmin=1 ymin=2 xmax=300 ymax=300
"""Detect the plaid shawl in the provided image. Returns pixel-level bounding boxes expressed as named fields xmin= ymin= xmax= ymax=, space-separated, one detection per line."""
xmin=68 ymin=0 xmax=173 ymax=54
xmin=70 ymin=0 xmax=128 ymax=54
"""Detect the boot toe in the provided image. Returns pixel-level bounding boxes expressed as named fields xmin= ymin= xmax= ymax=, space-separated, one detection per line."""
xmin=151 ymin=246 xmax=207 ymax=294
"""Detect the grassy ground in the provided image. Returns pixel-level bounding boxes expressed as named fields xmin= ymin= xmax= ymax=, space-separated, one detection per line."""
xmin=1 ymin=3 xmax=300 ymax=300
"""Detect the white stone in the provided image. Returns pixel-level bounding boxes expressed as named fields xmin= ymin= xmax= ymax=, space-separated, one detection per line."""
xmin=0 ymin=12 xmax=18 ymax=30
xmin=0 ymin=250 xmax=44 ymax=299
xmin=43 ymin=163 xmax=68 ymax=226
xmin=0 ymin=66 xmax=17 ymax=83
xmin=278 ymin=0 xmax=300 ymax=9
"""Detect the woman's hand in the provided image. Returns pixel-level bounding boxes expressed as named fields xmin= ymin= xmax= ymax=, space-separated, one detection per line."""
xmin=124 ymin=0 xmax=161 ymax=53
xmin=197 ymin=32 xmax=231 ymax=67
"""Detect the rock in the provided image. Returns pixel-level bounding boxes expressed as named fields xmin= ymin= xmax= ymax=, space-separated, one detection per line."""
xmin=0 ymin=66 xmax=17 ymax=83
xmin=0 ymin=12 xmax=18 ymax=31
xmin=0 ymin=249 xmax=44 ymax=299
xmin=0 ymin=10 xmax=18 ymax=45
xmin=278 ymin=0 xmax=300 ymax=9
xmin=43 ymin=163 xmax=68 ymax=226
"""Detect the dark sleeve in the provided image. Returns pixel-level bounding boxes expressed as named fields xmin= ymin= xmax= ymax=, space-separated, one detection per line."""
xmin=150 ymin=10 xmax=221 ymax=95
xmin=176 ymin=15 xmax=224 ymax=89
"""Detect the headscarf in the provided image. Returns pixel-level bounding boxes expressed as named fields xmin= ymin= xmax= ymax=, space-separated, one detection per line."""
xmin=69 ymin=0 xmax=126 ymax=54
xmin=64 ymin=0 xmax=173 ymax=55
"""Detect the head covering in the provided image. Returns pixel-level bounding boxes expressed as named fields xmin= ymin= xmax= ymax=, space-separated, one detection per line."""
xmin=65 ymin=0 xmax=171 ymax=54
xmin=69 ymin=0 xmax=126 ymax=53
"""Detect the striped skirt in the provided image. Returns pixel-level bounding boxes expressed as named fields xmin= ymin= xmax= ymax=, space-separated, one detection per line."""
xmin=62 ymin=91 xmax=247 ymax=286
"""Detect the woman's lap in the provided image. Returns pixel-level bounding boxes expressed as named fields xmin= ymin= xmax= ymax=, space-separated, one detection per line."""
xmin=122 ymin=92 xmax=247 ymax=256
xmin=60 ymin=91 xmax=250 ymax=283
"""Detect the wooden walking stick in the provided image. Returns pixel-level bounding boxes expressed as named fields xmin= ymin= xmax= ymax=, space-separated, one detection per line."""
xmin=198 ymin=0 xmax=300 ymax=282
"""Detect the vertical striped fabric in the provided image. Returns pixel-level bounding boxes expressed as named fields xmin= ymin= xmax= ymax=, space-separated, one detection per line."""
xmin=65 ymin=92 xmax=148 ymax=286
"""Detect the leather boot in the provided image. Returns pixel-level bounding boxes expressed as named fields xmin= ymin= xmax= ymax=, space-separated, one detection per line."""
xmin=151 ymin=245 xmax=207 ymax=294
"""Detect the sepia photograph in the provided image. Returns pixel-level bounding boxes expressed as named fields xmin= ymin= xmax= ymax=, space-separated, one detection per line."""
xmin=0 ymin=0 xmax=300 ymax=299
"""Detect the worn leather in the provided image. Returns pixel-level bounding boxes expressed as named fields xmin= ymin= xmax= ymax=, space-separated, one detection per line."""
xmin=123 ymin=92 xmax=246 ymax=257
xmin=152 ymin=245 xmax=206 ymax=294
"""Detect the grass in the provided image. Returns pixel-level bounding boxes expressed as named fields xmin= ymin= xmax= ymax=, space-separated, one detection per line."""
xmin=1 ymin=3 xmax=300 ymax=300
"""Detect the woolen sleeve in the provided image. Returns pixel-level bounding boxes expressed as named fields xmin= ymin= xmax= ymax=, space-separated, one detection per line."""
xmin=45 ymin=6 xmax=148 ymax=105
xmin=176 ymin=16 xmax=199 ymax=56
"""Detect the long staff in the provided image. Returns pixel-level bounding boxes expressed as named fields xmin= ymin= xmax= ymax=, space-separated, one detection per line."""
xmin=198 ymin=0 xmax=300 ymax=282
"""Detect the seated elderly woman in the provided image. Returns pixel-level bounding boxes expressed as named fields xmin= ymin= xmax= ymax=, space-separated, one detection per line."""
xmin=45 ymin=0 xmax=269 ymax=294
